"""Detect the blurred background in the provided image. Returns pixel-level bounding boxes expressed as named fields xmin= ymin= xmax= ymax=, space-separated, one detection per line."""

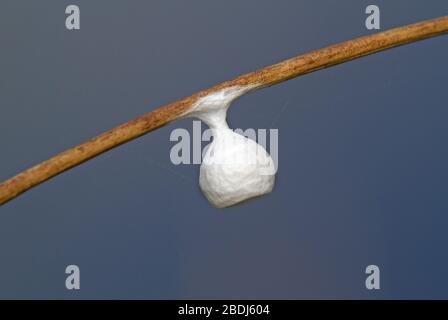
xmin=0 ymin=0 xmax=447 ymax=299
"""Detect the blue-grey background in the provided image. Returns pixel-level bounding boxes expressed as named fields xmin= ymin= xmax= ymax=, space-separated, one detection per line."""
xmin=0 ymin=0 xmax=447 ymax=299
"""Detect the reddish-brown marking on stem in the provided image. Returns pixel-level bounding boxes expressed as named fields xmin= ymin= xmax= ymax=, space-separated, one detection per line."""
xmin=1 ymin=16 xmax=448 ymax=205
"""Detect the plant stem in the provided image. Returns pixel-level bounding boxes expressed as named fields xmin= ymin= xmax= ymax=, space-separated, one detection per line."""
xmin=1 ymin=16 xmax=448 ymax=205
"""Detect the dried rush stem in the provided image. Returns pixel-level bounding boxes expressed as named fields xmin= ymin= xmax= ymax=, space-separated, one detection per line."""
xmin=1 ymin=16 xmax=448 ymax=205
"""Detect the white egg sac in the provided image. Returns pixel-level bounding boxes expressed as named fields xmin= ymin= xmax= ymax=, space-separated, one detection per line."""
xmin=184 ymin=85 xmax=276 ymax=208
xmin=200 ymin=128 xmax=275 ymax=208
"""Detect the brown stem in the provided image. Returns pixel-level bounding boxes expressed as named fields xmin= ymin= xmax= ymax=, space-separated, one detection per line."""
xmin=1 ymin=16 xmax=448 ymax=205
